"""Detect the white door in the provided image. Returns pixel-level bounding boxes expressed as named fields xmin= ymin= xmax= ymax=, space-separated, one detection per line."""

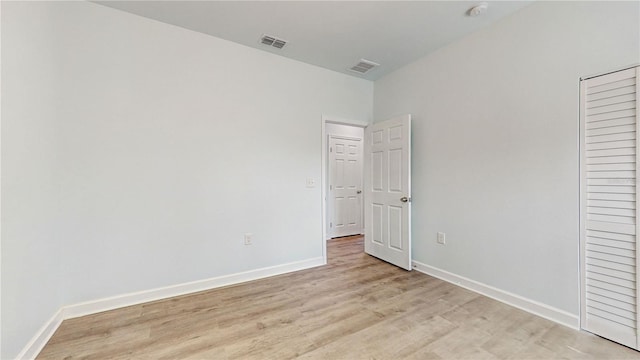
xmin=329 ymin=136 xmax=363 ymax=238
xmin=364 ymin=115 xmax=412 ymax=270
xmin=580 ymin=66 xmax=639 ymax=349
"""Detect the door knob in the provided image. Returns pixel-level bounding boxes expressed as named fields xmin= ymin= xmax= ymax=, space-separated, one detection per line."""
xmin=400 ymin=196 xmax=410 ymax=203
xmin=357 ymin=190 xmax=362 ymax=194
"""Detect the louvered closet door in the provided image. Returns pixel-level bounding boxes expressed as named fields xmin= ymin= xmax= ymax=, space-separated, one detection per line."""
xmin=581 ymin=66 xmax=639 ymax=349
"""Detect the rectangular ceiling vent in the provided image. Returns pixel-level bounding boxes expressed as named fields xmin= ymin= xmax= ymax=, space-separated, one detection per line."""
xmin=260 ymin=34 xmax=287 ymax=49
xmin=349 ymin=59 xmax=380 ymax=74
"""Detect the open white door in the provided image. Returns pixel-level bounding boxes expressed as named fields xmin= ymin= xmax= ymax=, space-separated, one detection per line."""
xmin=364 ymin=115 xmax=411 ymax=270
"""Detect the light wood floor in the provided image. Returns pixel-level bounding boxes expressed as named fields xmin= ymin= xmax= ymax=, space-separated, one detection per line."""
xmin=39 ymin=236 xmax=640 ymax=359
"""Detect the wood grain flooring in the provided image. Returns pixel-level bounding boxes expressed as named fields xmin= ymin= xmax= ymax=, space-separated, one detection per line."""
xmin=38 ymin=236 xmax=640 ymax=359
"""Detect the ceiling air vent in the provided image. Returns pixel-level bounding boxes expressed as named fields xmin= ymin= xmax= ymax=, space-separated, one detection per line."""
xmin=260 ymin=34 xmax=287 ymax=49
xmin=349 ymin=59 xmax=380 ymax=74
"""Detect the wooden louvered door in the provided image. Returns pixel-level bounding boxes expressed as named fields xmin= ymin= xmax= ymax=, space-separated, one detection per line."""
xmin=580 ymin=66 xmax=640 ymax=349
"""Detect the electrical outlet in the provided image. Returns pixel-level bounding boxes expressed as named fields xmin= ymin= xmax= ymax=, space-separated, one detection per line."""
xmin=437 ymin=232 xmax=446 ymax=245
xmin=244 ymin=233 xmax=253 ymax=245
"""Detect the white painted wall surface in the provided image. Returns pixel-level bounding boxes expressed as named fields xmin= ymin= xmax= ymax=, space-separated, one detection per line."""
xmin=1 ymin=4 xmax=65 ymax=358
xmin=374 ymin=1 xmax=640 ymax=315
xmin=1 ymin=2 xmax=372 ymax=358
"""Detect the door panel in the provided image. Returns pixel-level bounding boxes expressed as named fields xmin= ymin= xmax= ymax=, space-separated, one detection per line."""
xmin=580 ymin=66 xmax=639 ymax=349
xmin=364 ymin=115 xmax=412 ymax=270
xmin=329 ymin=136 xmax=363 ymax=238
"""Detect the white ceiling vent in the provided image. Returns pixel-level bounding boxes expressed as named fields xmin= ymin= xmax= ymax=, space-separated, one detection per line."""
xmin=260 ymin=34 xmax=287 ymax=49
xmin=349 ymin=59 xmax=380 ymax=74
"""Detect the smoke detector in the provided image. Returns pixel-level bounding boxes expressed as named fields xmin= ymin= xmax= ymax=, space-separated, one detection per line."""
xmin=468 ymin=3 xmax=489 ymax=17
xmin=349 ymin=59 xmax=380 ymax=74
xmin=260 ymin=34 xmax=287 ymax=49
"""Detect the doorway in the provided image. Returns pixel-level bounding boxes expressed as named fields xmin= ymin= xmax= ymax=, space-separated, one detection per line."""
xmin=321 ymin=115 xmax=413 ymax=271
xmin=324 ymin=122 xmax=365 ymax=240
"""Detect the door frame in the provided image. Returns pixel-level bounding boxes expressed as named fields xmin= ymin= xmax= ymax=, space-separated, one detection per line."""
xmin=321 ymin=115 xmax=368 ymax=263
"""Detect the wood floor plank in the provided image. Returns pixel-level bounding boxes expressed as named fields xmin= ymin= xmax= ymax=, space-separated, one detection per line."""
xmin=37 ymin=235 xmax=640 ymax=359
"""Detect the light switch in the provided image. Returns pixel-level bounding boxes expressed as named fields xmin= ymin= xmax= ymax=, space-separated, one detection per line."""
xmin=306 ymin=178 xmax=316 ymax=188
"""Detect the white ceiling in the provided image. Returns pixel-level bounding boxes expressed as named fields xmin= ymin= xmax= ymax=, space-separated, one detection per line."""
xmin=96 ymin=1 xmax=533 ymax=81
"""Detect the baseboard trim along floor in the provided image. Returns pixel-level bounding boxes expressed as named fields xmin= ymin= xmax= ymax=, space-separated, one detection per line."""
xmin=19 ymin=256 xmax=582 ymax=359
xmin=36 ymin=237 xmax=635 ymax=359
xmin=411 ymin=260 xmax=579 ymax=330
xmin=16 ymin=256 xmax=325 ymax=360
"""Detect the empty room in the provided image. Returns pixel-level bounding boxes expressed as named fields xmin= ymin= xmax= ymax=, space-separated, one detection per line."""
xmin=2 ymin=0 xmax=640 ymax=359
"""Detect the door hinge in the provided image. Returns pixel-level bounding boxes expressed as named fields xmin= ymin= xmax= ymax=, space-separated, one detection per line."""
xmin=330 ymin=184 xmax=333 ymax=190
xmin=330 ymin=222 xmax=333 ymax=228
xmin=330 ymin=147 xmax=333 ymax=152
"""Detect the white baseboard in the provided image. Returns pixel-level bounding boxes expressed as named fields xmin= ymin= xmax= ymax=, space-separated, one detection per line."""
xmin=16 ymin=256 xmax=324 ymax=360
xmin=15 ymin=309 xmax=64 ymax=360
xmin=411 ymin=260 xmax=579 ymax=330
xmin=62 ymin=256 xmax=324 ymax=320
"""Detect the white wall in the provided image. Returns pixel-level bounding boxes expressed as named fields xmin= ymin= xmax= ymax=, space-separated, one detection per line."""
xmin=1 ymin=4 xmax=65 ymax=358
xmin=374 ymin=1 xmax=639 ymax=316
xmin=1 ymin=2 xmax=372 ymax=358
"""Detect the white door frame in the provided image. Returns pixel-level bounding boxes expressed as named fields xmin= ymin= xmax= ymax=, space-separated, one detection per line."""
xmin=321 ymin=115 xmax=368 ymax=263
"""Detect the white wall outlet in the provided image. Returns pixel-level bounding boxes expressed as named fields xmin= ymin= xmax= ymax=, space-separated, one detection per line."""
xmin=306 ymin=178 xmax=316 ymax=188
xmin=437 ymin=232 xmax=446 ymax=245
xmin=244 ymin=233 xmax=253 ymax=245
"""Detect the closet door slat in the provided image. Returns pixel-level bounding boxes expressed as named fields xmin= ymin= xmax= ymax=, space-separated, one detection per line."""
xmin=581 ymin=66 xmax=639 ymax=349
